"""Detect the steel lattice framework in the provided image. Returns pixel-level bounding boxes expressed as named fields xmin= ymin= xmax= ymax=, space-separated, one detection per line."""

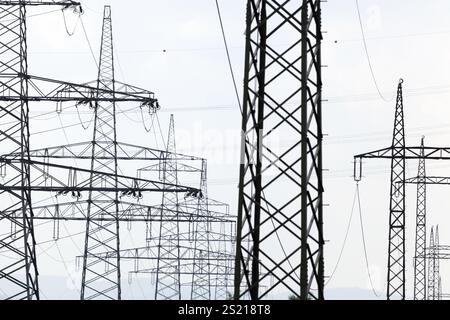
xmin=354 ymin=80 xmax=450 ymax=300
xmin=413 ymin=138 xmax=426 ymax=300
xmin=396 ymin=163 xmax=450 ymax=299
xmin=387 ymin=80 xmax=406 ymax=300
xmin=80 ymin=5 xmax=121 ymax=300
xmin=78 ymin=114 xmax=236 ymax=300
xmin=190 ymin=159 xmax=212 ymax=300
xmin=234 ymin=0 xmax=324 ymax=300
xmin=427 ymin=227 xmax=438 ymax=300
xmin=0 ymin=2 xmax=201 ymax=299
xmin=154 ymin=115 xmax=182 ymax=300
xmin=417 ymin=233 xmax=450 ymax=300
xmin=0 ymin=0 xmax=80 ymax=300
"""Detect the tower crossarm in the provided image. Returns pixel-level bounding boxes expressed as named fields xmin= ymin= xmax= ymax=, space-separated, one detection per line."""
xmin=0 ymin=1 xmax=79 ymax=6
xmin=81 ymin=245 xmax=235 ymax=261
xmin=0 ymin=157 xmax=198 ymax=194
xmin=401 ymin=176 xmax=450 ymax=185
xmin=3 ymin=200 xmax=232 ymax=223
xmin=355 ymin=146 xmax=450 ymax=160
xmin=2 ymin=141 xmax=203 ymax=162
xmin=354 ymin=147 xmax=450 ymax=182
xmin=0 ymin=75 xmax=158 ymax=106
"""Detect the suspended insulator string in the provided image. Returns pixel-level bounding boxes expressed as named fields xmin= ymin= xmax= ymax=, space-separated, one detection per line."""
xmin=356 ymin=182 xmax=381 ymax=297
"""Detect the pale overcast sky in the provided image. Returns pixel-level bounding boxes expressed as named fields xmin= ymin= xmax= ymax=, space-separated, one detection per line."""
xmin=7 ymin=0 xmax=450 ymax=299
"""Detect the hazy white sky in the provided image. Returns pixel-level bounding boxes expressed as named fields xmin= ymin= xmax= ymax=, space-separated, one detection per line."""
xmin=11 ymin=0 xmax=450 ymax=299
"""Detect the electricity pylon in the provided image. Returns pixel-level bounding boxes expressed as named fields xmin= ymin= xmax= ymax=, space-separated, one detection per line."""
xmin=354 ymin=79 xmax=450 ymax=299
xmin=416 ymin=226 xmax=450 ymax=300
xmin=234 ymin=0 xmax=324 ymax=300
xmin=427 ymin=226 xmax=440 ymax=300
xmin=81 ymin=5 xmax=121 ymax=301
xmin=154 ymin=114 xmax=182 ymax=300
xmin=0 ymin=0 xmax=81 ymax=300
xmin=190 ymin=159 xmax=212 ymax=300
xmin=0 ymin=2 xmax=199 ymax=300
xmin=413 ymin=137 xmax=426 ymax=300
xmin=92 ymin=116 xmax=235 ymax=300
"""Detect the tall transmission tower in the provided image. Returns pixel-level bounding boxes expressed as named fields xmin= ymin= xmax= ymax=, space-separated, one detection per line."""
xmin=400 ymin=168 xmax=450 ymax=299
xmin=427 ymin=226 xmax=440 ymax=300
xmin=413 ymin=137 xmax=426 ymax=300
xmin=80 ymin=5 xmax=122 ymax=301
xmin=154 ymin=114 xmax=182 ymax=300
xmin=433 ymin=226 xmax=440 ymax=300
xmin=84 ymin=113 xmax=235 ymax=300
xmin=416 ymin=226 xmax=450 ymax=300
xmin=190 ymin=159 xmax=212 ymax=300
xmin=0 ymin=2 xmax=202 ymax=300
xmin=0 ymin=0 xmax=81 ymax=300
xmin=427 ymin=227 xmax=435 ymax=300
xmin=234 ymin=0 xmax=324 ymax=300
xmin=355 ymin=80 xmax=405 ymax=300
xmin=354 ymin=79 xmax=450 ymax=299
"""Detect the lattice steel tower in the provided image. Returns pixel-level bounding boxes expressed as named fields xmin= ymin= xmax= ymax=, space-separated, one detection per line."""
xmin=427 ymin=226 xmax=440 ymax=300
xmin=80 ymin=5 xmax=121 ymax=300
xmin=154 ymin=114 xmax=182 ymax=300
xmin=234 ymin=0 xmax=324 ymax=300
xmin=413 ymin=137 xmax=426 ymax=300
xmin=0 ymin=0 xmax=81 ymax=300
xmin=191 ymin=159 xmax=211 ymax=300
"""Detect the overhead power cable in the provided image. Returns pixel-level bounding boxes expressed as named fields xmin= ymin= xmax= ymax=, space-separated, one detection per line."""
xmin=214 ymin=0 xmax=242 ymax=114
xmin=61 ymin=7 xmax=81 ymax=36
xmin=324 ymin=185 xmax=357 ymax=287
xmin=80 ymin=16 xmax=98 ymax=68
xmin=356 ymin=183 xmax=381 ymax=297
xmin=355 ymin=0 xmax=393 ymax=103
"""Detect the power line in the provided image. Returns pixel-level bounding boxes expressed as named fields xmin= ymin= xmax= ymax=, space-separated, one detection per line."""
xmin=75 ymin=104 xmax=93 ymax=130
xmin=355 ymin=0 xmax=393 ymax=103
xmin=80 ymin=16 xmax=98 ymax=69
xmin=0 ymin=8 xmax=61 ymax=23
xmin=356 ymin=183 xmax=381 ymax=297
xmin=28 ymin=105 xmax=141 ymax=136
xmin=214 ymin=0 xmax=242 ymax=114
xmin=324 ymin=185 xmax=357 ymax=287
xmin=61 ymin=7 xmax=81 ymax=36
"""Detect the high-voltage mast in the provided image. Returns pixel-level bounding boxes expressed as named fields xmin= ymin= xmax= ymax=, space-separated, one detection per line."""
xmin=190 ymin=160 xmax=212 ymax=300
xmin=427 ymin=226 xmax=439 ymax=300
xmin=413 ymin=137 xmax=426 ymax=300
xmin=154 ymin=114 xmax=182 ymax=300
xmin=0 ymin=2 xmax=200 ymax=300
xmin=234 ymin=0 xmax=324 ymax=300
xmin=398 ymin=154 xmax=450 ymax=299
xmin=419 ymin=227 xmax=450 ymax=300
xmin=0 ymin=0 xmax=81 ymax=300
xmin=92 ymin=119 xmax=236 ymax=300
xmin=81 ymin=5 xmax=121 ymax=301
xmin=354 ymin=79 xmax=450 ymax=300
